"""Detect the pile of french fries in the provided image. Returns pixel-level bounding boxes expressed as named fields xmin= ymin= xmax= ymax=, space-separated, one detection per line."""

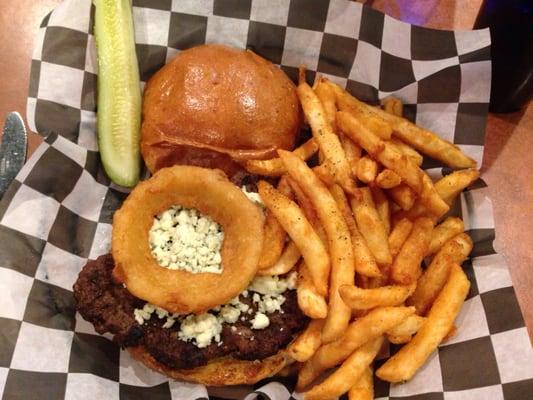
xmin=247 ymin=71 xmax=479 ymax=399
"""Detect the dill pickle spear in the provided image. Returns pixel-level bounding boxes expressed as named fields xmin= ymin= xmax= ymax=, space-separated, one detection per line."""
xmin=94 ymin=0 xmax=141 ymax=187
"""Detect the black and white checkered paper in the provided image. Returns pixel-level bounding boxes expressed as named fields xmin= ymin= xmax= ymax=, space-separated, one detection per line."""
xmin=0 ymin=0 xmax=531 ymax=399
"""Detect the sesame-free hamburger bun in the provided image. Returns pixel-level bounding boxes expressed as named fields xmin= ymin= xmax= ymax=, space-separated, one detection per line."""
xmin=140 ymin=44 xmax=301 ymax=177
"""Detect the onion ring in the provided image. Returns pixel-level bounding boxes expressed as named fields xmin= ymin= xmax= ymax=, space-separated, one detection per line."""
xmin=112 ymin=165 xmax=265 ymax=314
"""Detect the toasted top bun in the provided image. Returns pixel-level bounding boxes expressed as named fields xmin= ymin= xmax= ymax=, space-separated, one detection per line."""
xmin=128 ymin=346 xmax=291 ymax=386
xmin=141 ymin=44 xmax=301 ymax=177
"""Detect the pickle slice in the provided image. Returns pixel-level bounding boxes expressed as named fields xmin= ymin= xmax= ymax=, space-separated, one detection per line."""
xmin=94 ymin=0 xmax=141 ymax=187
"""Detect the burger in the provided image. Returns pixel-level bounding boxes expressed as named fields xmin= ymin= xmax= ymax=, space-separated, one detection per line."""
xmin=73 ymin=44 xmax=307 ymax=386
xmin=140 ymin=44 xmax=302 ymax=179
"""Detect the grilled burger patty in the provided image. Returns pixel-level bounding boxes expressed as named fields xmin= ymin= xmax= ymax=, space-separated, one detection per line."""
xmin=73 ymin=254 xmax=307 ymax=370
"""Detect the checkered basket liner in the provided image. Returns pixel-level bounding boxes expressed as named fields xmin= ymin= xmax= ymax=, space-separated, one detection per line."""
xmin=0 ymin=0 xmax=531 ymax=399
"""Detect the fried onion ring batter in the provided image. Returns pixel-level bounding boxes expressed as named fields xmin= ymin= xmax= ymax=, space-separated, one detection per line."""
xmin=112 ymin=166 xmax=264 ymax=314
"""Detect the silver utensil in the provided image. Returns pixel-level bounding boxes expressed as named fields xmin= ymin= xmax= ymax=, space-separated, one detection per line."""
xmin=0 ymin=112 xmax=27 ymax=198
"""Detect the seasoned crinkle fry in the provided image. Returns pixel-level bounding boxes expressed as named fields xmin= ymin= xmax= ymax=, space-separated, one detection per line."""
xmin=288 ymin=319 xmax=324 ymax=362
xmin=339 ymin=283 xmax=416 ymax=310
xmin=351 ymin=187 xmax=392 ymax=266
xmin=329 ymin=81 xmax=476 ymax=169
xmin=258 ymin=240 xmax=301 ymax=276
xmin=391 ymin=217 xmax=434 ymax=284
xmin=387 ymin=184 xmax=416 ymax=211
xmin=408 ymin=233 xmax=473 ymax=315
xmin=279 ymin=150 xmax=355 ymax=343
xmin=376 ymin=169 xmax=402 ymax=189
xmin=338 ymin=111 xmax=423 ymax=194
xmin=245 ymin=138 xmax=319 ymax=177
xmin=382 ymin=96 xmax=403 ymax=117
xmin=377 ymin=264 xmax=470 ymax=382
xmin=357 ymin=155 xmax=379 ymax=184
xmin=428 ymin=217 xmax=465 ymax=256
xmin=388 ymin=218 xmax=414 ymax=259
xmin=297 ymin=306 xmax=415 ymax=390
xmin=329 ymin=184 xmax=381 ymax=278
xmin=258 ymin=181 xmax=330 ymax=296
xmin=297 ymin=83 xmax=356 ymax=194
xmin=297 ymin=262 xmax=328 ymax=319
xmin=348 ymin=365 xmax=374 ymax=400
xmin=304 ymin=337 xmax=383 ymax=400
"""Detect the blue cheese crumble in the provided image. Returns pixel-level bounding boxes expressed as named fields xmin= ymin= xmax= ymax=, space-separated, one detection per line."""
xmin=133 ymin=273 xmax=297 ymax=348
xmin=149 ymin=205 xmax=224 ymax=274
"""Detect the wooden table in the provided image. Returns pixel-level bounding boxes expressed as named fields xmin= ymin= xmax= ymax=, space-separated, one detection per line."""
xmin=1 ymin=0 xmax=532 ymax=342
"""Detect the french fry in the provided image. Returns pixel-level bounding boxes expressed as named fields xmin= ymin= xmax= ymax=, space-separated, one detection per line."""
xmin=376 ymin=169 xmax=402 ymax=189
xmin=314 ymin=78 xmax=337 ymax=131
xmin=297 ymin=83 xmax=356 ymax=194
xmin=389 ymin=137 xmax=423 ymax=166
xmin=382 ymin=96 xmax=403 ymax=117
xmin=287 ymin=176 xmax=328 ymax=245
xmin=297 ymin=261 xmax=328 ymax=319
xmin=298 ymin=65 xmax=306 ymax=85
xmin=258 ymin=175 xmax=293 ymax=269
xmin=304 ymin=337 xmax=383 ymax=400
xmin=338 ymin=111 xmax=423 ymax=194
xmin=258 ymin=240 xmax=301 ymax=276
xmin=393 ymin=169 xmax=480 ymax=221
xmin=391 ymin=217 xmax=434 ymax=284
xmin=244 ymin=139 xmax=319 ymax=177
xmin=387 ymin=184 xmax=416 ymax=211
xmin=428 ymin=217 xmax=465 ymax=256
xmin=312 ymin=164 xmax=335 ymax=187
xmin=371 ymin=186 xmax=391 ymax=235
xmin=356 ymin=155 xmax=378 ymax=184
xmin=419 ymin=172 xmax=450 ymax=218
xmin=258 ymin=181 xmax=330 ymax=296
xmin=279 ymin=150 xmax=355 ymax=342
xmin=435 ymin=168 xmax=481 ymax=205
xmin=353 ymin=112 xmax=393 ymax=140
xmin=329 ymin=184 xmax=381 ymax=278
xmin=408 ymin=233 xmax=473 ymax=315
xmin=351 ymin=187 xmax=392 ymax=265
xmin=297 ymin=306 xmax=414 ymax=390
xmin=288 ymin=319 xmax=324 ymax=362
xmin=444 ymin=324 xmax=458 ymax=342
xmin=340 ymin=134 xmax=362 ymax=166
xmin=339 ymin=283 xmax=416 ymax=310
xmin=386 ymin=314 xmax=426 ymax=337
xmin=377 ymin=264 xmax=470 ymax=382
xmin=348 ymin=365 xmax=374 ymax=400
xmin=277 ymin=362 xmax=300 ymax=377
xmin=330 ymin=82 xmax=477 ymax=169
xmin=258 ymin=208 xmax=287 ymax=269
xmin=388 ymin=218 xmax=414 ymax=259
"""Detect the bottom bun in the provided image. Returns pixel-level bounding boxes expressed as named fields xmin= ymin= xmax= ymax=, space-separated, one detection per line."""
xmin=128 ymin=346 xmax=291 ymax=386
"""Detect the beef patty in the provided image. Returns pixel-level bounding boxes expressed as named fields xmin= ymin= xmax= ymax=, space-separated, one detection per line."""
xmin=73 ymin=254 xmax=307 ymax=370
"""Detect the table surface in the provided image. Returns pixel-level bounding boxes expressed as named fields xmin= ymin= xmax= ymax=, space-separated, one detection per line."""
xmin=1 ymin=0 xmax=532 ymax=342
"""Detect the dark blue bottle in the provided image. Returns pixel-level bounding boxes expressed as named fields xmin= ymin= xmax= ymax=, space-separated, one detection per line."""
xmin=474 ymin=0 xmax=533 ymax=113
